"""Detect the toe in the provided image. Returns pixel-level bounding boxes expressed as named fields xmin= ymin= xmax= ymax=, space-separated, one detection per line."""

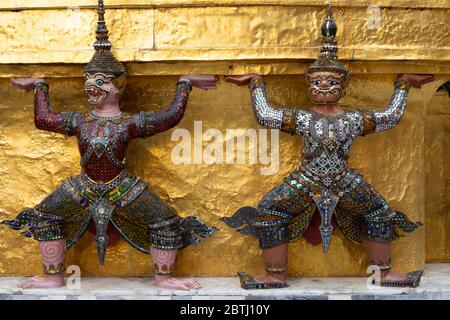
xmin=192 ymin=280 xmax=202 ymax=289
xmin=166 ymin=278 xmax=177 ymax=284
xmin=17 ymin=279 xmax=26 ymax=287
xmin=182 ymin=284 xmax=190 ymax=291
xmin=185 ymin=282 xmax=197 ymax=290
xmin=22 ymin=281 xmax=34 ymax=289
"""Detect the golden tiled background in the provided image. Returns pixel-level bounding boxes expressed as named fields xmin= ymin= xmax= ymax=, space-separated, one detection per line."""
xmin=0 ymin=1 xmax=448 ymax=276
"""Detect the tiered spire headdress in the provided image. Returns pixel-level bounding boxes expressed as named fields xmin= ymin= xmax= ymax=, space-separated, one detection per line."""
xmin=85 ymin=0 xmax=127 ymax=77
xmin=307 ymin=6 xmax=349 ymax=78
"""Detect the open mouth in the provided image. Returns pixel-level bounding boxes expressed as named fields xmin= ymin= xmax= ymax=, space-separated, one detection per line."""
xmin=85 ymin=86 xmax=107 ymax=105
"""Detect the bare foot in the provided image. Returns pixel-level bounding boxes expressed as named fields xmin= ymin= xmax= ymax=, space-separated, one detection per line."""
xmin=381 ymin=271 xmax=407 ymax=282
xmin=18 ymin=275 xmax=64 ymax=289
xmin=254 ymin=274 xmax=286 ymax=283
xmin=156 ymin=277 xmax=201 ymax=290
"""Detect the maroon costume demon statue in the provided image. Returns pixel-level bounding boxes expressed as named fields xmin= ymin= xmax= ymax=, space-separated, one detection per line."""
xmin=2 ymin=0 xmax=218 ymax=290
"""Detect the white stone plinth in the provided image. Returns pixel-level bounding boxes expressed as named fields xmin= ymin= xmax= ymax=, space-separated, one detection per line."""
xmin=0 ymin=263 xmax=449 ymax=300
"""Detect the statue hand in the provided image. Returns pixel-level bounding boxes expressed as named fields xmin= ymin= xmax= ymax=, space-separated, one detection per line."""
xmin=224 ymin=74 xmax=262 ymax=86
xmin=179 ymin=75 xmax=218 ymax=90
xmin=398 ymin=74 xmax=435 ymax=89
xmin=11 ymin=78 xmax=47 ymax=92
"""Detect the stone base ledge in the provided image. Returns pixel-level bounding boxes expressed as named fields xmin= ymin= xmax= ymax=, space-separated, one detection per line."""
xmin=0 ymin=263 xmax=449 ymax=300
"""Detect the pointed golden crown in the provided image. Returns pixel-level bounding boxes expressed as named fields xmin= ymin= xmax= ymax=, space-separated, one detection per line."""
xmin=85 ymin=0 xmax=127 ymax=77
xmin=307 ymin=6 xmax=349 ymax=78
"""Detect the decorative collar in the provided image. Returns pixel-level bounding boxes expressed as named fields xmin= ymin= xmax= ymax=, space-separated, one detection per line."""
xmin=87 ymin=111 xmax=125 ymax=121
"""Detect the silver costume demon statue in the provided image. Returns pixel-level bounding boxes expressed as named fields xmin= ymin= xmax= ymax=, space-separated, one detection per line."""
xmin=223 ymin=6 xmax=434 ymax=289
xmin=2 ymin=0 xmax=218 ymax=290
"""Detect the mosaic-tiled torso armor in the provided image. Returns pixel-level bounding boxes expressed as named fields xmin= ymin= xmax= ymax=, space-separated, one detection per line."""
xmin=228 ymin=78 xmax=421 ymax=252
xmin=2 ymin=81 xmax=216 ymax=265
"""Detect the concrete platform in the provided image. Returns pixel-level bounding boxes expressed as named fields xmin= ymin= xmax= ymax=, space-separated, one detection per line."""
xmin=0 ymin=263 xmax=449 ymax=300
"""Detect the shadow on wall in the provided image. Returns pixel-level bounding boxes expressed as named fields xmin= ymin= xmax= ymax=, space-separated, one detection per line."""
xmin=425 ymin=79 xmax=450 ymax=262
xmin=437 ymin=81 xmax=450 ymax=97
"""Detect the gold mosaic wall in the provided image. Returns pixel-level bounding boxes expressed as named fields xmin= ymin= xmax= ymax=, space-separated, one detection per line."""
xmin=0 ymin=1 xmax=448 ymax=276
xmin=1 ymin=2 xmax=449 ymax=64
xmin=425 ymin=88 xmax=450 ymax=262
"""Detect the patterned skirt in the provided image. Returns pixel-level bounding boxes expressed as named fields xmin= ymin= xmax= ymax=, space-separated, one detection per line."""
xmin=1 ymin=171 xmax=217 ymax=254
xmin=223 ymin=168 xmax=421 ymax=250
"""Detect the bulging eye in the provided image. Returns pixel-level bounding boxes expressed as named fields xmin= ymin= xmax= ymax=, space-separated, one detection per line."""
xmin=313 ymin=80 xmax=321 ymax=86
xmin=327 ymin=80 xmax=337 ymax=86
xmin=96 ymin=79 xmax=104 ymax=86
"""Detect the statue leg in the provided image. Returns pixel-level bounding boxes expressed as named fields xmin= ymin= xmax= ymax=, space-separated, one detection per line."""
xmin=2 ymin=184 xmax=89 ymax=289
xmin=145 ymin=192 xmax=201 ymax=290
xmin=112 ymin=187 xmax=211 ymax=290
xmin=151 ymin=248 xmax=201 ymax=290
xmin=18 ymin=239 xmax=66 ymax=289
xmin=236 ymin=179 xmax=314 ymax=289
xmin=336 ymin=176 xmax=423 ymax=287
xmin=364 ymin=240 xmax=407 ymax=281
xmin=254 ymin=243 xmax=288 ymax=283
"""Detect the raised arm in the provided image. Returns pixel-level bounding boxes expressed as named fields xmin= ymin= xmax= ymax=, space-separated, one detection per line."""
xmin=359 ymin=74 xmax=435 ymax=136
xmin=139 ymin=80 xmax=191 ymax=137
xmin=370 ymin=79 xmax=410 ymax=133
xmin=11 ymin=78 xmax=79 ymax=136
xmin=138 ymin=75 xmax=218 ymax=138
xmin=225 ymin=75 xmax=301 ymax=135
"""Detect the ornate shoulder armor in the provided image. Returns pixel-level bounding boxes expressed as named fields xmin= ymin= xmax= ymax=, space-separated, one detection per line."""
xmin=295 ymin=110 xmax=313 ymax=135
xmin=135 ymin=111 xmax=147 ymax=138
xmin=62 ymin=112 xmax=84 ymax=136
xmin=361 ymin=110 xmax=377 ymax=136
xmin=346 ymin=110 xmax=376 ymax=137
xmin=281 ymin=109 xmax=298 ymax=135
